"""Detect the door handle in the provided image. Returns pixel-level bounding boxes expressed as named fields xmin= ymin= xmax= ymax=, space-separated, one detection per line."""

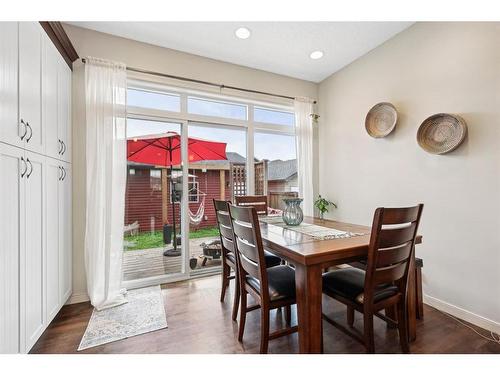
xmin=26 ymin=158 xmax=33 ymax=179
xmin=58 ymin=139 xmax=62 ymax=154
xmin=58 ymin=166 xmax=62 ymax=181
xmin=20 ymin=157 xmax=27 ymax=178
xmin=26 ymin=122 xmax=33 ymax=143
xmin=20 ymin=119 xmax=28 ymax=140
xmin=62 ymin=141 xmax=66 ymax=155
xmin=61 ymin=166 xmax=66 ymax=181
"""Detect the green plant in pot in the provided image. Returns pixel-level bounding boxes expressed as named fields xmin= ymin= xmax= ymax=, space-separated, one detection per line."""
xmin=314 ymin=195 xmax=337 ymax=220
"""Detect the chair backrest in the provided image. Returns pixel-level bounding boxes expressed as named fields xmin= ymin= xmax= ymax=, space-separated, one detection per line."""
xmin=228 ymin=204 xmax=268 ymax=298
xmin=364 ymin=204 xmax=424 ymax=304
xmin=234 ymin=195 xmax=268 ymax=216
xmin=213 ymin=199 xmax=235 ymax=260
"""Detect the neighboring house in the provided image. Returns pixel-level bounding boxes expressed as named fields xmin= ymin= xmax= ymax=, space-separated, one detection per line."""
xmin=267 ymin=159 xmax=298 ymax=193
xmin=124 ymin=153 xmax=298 ymax=232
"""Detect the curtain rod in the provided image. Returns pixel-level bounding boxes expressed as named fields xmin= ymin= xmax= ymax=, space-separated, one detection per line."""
xmin=80 ymin=58 xmax=316 ymax=104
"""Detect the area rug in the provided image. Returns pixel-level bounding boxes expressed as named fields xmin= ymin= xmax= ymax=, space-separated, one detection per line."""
xmin=78 ymin=285 xmax=168 ymax=351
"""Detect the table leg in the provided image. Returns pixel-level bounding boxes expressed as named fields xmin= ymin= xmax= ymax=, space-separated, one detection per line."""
xmin=295 ymin=263 xmax=323 ymax=353
xmin=407 ymin=254 xmax=417 ymax=341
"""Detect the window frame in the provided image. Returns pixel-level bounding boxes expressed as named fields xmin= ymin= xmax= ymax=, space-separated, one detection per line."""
xmin=126 ymin=78 xmax=297 ymax=195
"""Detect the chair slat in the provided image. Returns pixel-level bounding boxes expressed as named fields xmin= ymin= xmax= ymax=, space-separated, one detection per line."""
xmin=374 ymin=262 xmax=407 ymax=285
xmin=378 ymin=222 xmax=417 ymax=248
xmin=216 ymin=210 xmax=231 ymax=227
xmin=381 ymin=206 xmax=421 ymax=225
xmin=218 ymin=222 xmax=233 ymax=241
xmin=221 ymin=236 xmax=234 ymax=253
xmin=376 ymin=242 xmax=412 ymax=267
xmin=239 ymin=252 xmax=260 ymax=279
xmin=233 ymin=221 xmax=255 ymax=245
xmin=235 ymin=195 xmax=268 ymax=216
xmin=236 ymin=236 xmax=259 ymax=263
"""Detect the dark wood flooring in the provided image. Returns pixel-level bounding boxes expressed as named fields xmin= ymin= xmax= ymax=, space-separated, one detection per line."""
xmin=30 ymin=275 xmax=500 ymax=354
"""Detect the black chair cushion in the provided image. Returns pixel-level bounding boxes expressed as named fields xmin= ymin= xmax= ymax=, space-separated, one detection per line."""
xmin=246 ymin=265 xmax=296 ymax=301
xmin=264 ymin=250 xmax=282 ymax=268
xmin=322 ymin=268 xmax=398 ymax=304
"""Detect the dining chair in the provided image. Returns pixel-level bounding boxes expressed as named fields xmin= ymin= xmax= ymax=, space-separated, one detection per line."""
xmin=235 ymin=195 xmax=268 ymax=215
xmin=321 ymin=204 xmax=424 ymax=353
xmin=228 ymin=204 xmax=298 ymax=354
xmin=213 ymin=200 xmax=282 ymax=322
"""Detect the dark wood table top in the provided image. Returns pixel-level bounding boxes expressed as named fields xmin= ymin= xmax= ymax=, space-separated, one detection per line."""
xmin=260 ymin=216 xmax=422 ymax=266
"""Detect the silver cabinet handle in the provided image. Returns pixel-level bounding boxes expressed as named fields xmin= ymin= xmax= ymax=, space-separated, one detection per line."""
xmin=62 ymin=141 xmax=66 ymax=155
xmin=26 ymin=122 xmax=33 ymax=143
xmin=58 ymin=166 xmax=63 ymax=181
xmin=58 ymin=139 xmax=62 ymax=154
xmin=62 ymin=166 xmax=66 ymax=181
xmin=20 ymin=119 xmax=28 ymax=140
xmin=20 ymin=157 xmax=27 ymax=178
xmin=26 ymin=158 xmax=33 ymax=179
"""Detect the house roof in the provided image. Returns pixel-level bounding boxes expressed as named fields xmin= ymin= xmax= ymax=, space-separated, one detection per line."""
xmin=267 ymin=159 xmax=297 ymax=181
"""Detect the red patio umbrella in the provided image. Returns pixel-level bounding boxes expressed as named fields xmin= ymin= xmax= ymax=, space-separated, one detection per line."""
xmin=127 ymin=132 xmax=227 ymax=254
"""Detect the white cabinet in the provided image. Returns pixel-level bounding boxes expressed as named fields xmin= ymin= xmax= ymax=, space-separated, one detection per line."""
xmin=0 ymin=144 xmax=24 ymax=354
xmin=46 ymin=158 xmax=61 ymax=321
xmin=58 ymin=61 xmax=72 ymax=162
xmin=0 ymin=23 xmax=20 ymax=148
xmin=43 ymin=35 xmax=60 ymax=159
xmin=19 ymin=22 xmax=43 ymax=154
xmin=21 ymin=152 xmax=46 ymax=351
xmin=59 ymin=163 xmax=72 ymax=301
xmin=43 ymin=34 xmax=72 ymax=161
xmin=0 ymin=22 xmax=72 ymax=353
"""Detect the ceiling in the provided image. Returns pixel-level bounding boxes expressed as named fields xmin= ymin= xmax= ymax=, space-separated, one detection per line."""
xmin=67 ymin=22 xmax=413 ymax=82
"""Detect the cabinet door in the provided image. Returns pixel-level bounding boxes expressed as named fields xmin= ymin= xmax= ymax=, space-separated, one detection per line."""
xmin=0 ymin=144 xmax=24 ymax=354
xmin=59 ymin=162 xmax=72 ymax=303
xmin=58 ymin=60 xmax=72 ymax=162
xmin=43 ymin=34 xmax=60 ymax=159
xmin=45 ymin=158 xmax=60 ymax=322
xmin=22 ymin=151 xmax=46 ymax=352
xmin=19 ymin=22 xmax=43 ymax=154
xmin=0 ymin=23 xmax=21 ymax=148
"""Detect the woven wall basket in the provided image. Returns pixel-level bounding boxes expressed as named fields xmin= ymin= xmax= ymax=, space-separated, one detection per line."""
xmin=417 ymin=113 xmax=467 ymax=154
xmin=365 ymin=102 xmax=398 ymax=138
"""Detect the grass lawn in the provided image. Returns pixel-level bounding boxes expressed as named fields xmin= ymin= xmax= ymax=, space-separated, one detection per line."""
xmin=124 ymin=227 xmax=220 ymax=251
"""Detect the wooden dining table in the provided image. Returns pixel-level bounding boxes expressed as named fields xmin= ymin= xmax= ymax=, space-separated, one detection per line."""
xmin=259 ymin=216 xmax=422 ymax=354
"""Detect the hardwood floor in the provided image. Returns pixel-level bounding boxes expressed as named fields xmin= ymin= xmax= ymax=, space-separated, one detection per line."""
xmin=30 ymin=275 xmax=500 ymax=354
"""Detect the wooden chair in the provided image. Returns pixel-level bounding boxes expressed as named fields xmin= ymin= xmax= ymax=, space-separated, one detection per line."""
xmin=321 ymin=204 xmax=424 ymax=353
xmin=213 ymin=200 xmax=282 ymax=322
xmin=235 ymin=195 xmax=268 ymax=215
xmin=228 ymin=204 xmax=298 ymax=354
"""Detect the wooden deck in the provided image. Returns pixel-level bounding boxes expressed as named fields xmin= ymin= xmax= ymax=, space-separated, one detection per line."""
xmin=122 ymin=236 xmax=220 ymax=281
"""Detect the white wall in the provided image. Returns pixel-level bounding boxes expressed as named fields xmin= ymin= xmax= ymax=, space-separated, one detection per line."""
xmin=318 ymin=22 xmax=500 ymax=332
xmin=63 ymin=23 xmax=319 ymax=303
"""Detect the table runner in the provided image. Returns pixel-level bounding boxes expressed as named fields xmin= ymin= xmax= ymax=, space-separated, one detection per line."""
xmin=260 ymin=216 xmax=366 ymax=240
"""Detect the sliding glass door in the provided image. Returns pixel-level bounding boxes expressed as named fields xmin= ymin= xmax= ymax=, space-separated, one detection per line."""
xmin=123 ymin=118 xmax=190 ymax=288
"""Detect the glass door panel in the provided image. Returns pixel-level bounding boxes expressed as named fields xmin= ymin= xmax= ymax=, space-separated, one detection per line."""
xmin=187 ymin=122 xmax=247 ymax=274
xmin=123 ymin=118 xmax=188 ymax=286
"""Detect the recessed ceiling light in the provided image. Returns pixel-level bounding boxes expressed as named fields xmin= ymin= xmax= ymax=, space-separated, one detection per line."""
xmin=235 ymin=27 xmax=251 ymax=39
xmin=310 ymin=50 xmax=324 ymax=60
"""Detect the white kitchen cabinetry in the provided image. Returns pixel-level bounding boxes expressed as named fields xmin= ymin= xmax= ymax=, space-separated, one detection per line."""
xmin=0 ymin=22 xmax=73 ymax=354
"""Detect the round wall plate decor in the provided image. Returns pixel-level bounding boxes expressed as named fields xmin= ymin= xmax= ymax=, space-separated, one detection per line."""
xmin=365 ymin=102 xmax=398 ymax=138
xmin=417 ymin=113 xmax=467 ymax=154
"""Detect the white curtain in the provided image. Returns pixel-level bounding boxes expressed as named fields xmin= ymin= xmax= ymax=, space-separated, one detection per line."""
xmin=84 ymin=57 xmax=128 ymax=310
xmin=294 ymin=97 xmax=315 ymax=217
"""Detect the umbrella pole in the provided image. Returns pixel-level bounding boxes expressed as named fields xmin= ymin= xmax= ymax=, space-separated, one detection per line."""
xmin=171 ymin=163 xmax=177 ymax=251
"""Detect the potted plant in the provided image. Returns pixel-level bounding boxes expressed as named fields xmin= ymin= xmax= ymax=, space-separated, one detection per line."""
xmin=314 ymin=195 xmax=337 ymax=220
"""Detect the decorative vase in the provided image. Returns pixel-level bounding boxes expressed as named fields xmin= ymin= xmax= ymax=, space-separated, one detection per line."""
xmin=282 ymin=198 xmax=304 ymax=226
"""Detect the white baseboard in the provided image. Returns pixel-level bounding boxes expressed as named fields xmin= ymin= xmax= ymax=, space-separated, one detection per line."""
xmin=424 ymin=294 xmax=500 ymax=335
xmin=66 ymin=291 xmax=90 ymax=305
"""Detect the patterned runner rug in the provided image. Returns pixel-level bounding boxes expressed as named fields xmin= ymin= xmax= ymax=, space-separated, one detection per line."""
xmin=78 ymin=285 xmax=168 ymax=351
